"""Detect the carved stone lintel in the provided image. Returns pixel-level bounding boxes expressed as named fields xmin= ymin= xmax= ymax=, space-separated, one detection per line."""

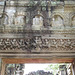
xmin=0 ymin=38 xmax=75 ymax=51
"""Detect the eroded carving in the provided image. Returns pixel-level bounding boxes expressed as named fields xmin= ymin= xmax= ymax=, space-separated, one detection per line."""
xmin=0 ymin=38 xmax=75 ymax=51
xmin=52 ymin=15 xmax=64 ymax=28
xmin=32 ymin=11 xmax=43 ymax=30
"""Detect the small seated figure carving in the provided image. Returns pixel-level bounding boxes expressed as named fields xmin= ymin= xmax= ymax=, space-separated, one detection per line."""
xmin=18 ymin=39 xmax=26 ymax=50
xmin=5 ymin=39 xmax=11 ymax=50
xmin=8 ymin=14 xmax=14 ymax=25
xmin=32 ymin=15 xmax=43 ymax=30
xmin=11 ymin=39 xmax=18 ymax=49
xmin=52 ymin=15 xmax=63 ymax=28
xmin=33 ymin=16 xmax=43 ymax=26
xmin=3 ymin=15 xmax=8 ymax=25
xmin=15 ymin=16 xmax=25 ymax=25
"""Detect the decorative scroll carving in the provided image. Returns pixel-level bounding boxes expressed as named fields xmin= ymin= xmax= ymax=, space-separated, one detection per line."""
xmin=0 ymin=38 xmax=75 ymax=51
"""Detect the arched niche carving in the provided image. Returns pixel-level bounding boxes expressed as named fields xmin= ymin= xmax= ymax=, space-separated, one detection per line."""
xmin=52 ymin=15 xmax=64 ymax=28
xmin=0 ymin=14 xmax=8 ymax=25
xmin=71 ymin=16 xmax=75 ymax=27
xmin=6 ymin=7 xmax=16 ymax=25
xmin=32 ymin=14 xmax=43 ymax=30
xmin=3 ymin=15 xmax=8 ymax=25
xmin=15 ymin=12 xmax=26 ymax=25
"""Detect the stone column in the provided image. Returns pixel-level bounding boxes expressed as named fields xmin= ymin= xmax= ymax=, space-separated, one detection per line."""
xmin=72 ymin=59 xmax=75 ymax=75
xmin=1 ymin=60 xmax=6 ymax=75
xmin=59 ymin=65 xmax=67 ymax=75
xmin=0 ymin=59 xmax=1 ymax=75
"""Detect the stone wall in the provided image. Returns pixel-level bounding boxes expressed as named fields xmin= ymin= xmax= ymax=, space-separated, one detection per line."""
xmin=0 ymin=0 xmax=75 ymax=60
xmin=0 ymin=1 xmax=75 ymax=31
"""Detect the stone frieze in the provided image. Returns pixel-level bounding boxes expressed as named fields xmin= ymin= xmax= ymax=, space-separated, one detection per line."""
xmin=0 ymin=38 xmax=75 ymax=51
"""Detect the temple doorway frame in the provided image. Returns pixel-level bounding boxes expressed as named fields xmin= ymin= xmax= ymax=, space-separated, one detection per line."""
xmin=1 ymin=58 xmax=75 ymax=75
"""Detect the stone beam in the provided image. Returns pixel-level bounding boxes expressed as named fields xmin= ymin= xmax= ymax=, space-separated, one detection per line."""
xmin=2 ymin=58 xmax=74 ymax=64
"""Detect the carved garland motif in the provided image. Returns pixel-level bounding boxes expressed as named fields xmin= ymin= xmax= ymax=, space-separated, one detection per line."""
xmin=0 ymin=38 xmax=75 ymax=51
